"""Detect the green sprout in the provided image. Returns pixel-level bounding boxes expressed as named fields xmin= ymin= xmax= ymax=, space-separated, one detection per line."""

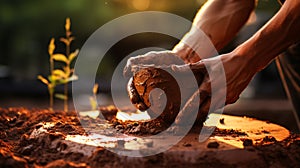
xmin=38 ymin=18 xmax=79 ymax=112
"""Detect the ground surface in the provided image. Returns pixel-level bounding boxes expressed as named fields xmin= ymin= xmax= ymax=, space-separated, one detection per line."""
xmin=0 ymin=107 xmax=300 ymax=168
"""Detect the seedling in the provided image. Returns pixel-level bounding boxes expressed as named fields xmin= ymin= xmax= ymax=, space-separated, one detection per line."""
xmin=38 ymin=18 xmax=79 ymax=112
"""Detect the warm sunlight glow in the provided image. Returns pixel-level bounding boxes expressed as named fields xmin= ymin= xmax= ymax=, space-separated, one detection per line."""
xmin=132 ymin=0 xmax=150 ymax=10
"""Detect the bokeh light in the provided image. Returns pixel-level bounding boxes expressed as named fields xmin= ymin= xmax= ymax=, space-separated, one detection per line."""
xmin=131 ymin=0 xmax=150 ymax=11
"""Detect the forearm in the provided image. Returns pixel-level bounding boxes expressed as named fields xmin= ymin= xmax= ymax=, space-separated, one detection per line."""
xmin=235 ymin=0 xmax=300 ymax=72
xmin=173 ymin=0 xmax=255 ymax=62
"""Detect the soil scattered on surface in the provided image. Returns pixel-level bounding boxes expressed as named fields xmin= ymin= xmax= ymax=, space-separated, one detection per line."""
xmin=0 ymin=107 xmax=300 ymax=167
xmin=207 ymin=141 xmax=220 ymax=148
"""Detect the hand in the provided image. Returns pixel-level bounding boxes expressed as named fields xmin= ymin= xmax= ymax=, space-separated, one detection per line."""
xmin=123 ymin=50 xmax=184 ymax=78
xmin=174 ymin=51 xmax=257 ymax=125
xmin=124 ymin=50 xmax=187 ymax=114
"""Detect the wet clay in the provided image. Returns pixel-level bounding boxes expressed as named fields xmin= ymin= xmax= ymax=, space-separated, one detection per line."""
xmin=129 ymin=67 xmax=205 ymax=124
xmin=131 ymin=68 xmax=181 ymax=124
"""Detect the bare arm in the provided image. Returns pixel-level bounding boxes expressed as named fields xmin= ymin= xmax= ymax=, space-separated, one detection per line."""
xmin=173 ymin=0 xmax=255 ymax=63
xmin=235 ymin=0 xmax=300 ymax=72
xmin=175 ymin=0 xmax=300 ymax=124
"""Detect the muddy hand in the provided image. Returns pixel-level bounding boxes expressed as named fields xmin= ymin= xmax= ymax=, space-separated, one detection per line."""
xmin=175 ymin=52 xmax=257 ymax=125
xmin=124 ymin=50 xmax=184 ymax=111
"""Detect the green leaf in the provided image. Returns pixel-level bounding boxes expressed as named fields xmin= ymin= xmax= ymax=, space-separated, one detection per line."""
xmin=69 ymin=49 xmax=79 ymax=62
xmin=52 ymin=54 xmax=68 ymax=63
xmin=53 ymin=69 xmax=67 ymax=79
xmin=55 ymin=94 xmax=67 ymax=100
xmin=38 ymin=75 xmax=49 ymax=85
xmin=48 ymin=75 xmax=61 ymax=84
xmin=48 ymin=75 xmax=55 ymax=83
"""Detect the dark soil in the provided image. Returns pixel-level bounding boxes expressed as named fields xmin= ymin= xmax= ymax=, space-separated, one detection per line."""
xmin=0 ymin=107 xmax=300 ymax=168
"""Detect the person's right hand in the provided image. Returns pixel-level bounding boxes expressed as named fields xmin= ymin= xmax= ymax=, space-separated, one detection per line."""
xmin=172 ymin=51 xmax=258 ymax=125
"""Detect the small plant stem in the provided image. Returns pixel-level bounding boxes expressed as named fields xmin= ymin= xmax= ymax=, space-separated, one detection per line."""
xmin=64 ymin=31 xmax=70 ymax=112
xmin=50 ymin=59 xmax=54 ymax=74
xmin=49 ymin=89 xmax=53 ymax=111
xmin=49 ymin=57 xmax=54 ymax=111
xmin=64 ymin=82 xmax=68 ymax=112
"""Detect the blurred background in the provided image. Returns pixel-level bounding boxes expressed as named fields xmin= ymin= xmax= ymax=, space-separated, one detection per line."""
xmin=0 ymin=0 xmax=298 ymax=131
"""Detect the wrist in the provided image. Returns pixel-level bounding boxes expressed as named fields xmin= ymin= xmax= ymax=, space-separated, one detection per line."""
xmin=233 ymin=41 xmax=274 ymax=73
xmin=173 ymin=42 xmax=200 ymax=63
xmin=173 ymin=26 xmax=218 ymax=63
xmin=224 ymin=48 xmax=257 ymax=80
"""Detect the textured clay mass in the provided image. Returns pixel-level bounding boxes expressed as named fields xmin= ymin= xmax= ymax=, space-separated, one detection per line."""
xmin=130 ymin=66 xmax=209 ymax=124
xmin=132 ymin=68 xmax=181 ymax=124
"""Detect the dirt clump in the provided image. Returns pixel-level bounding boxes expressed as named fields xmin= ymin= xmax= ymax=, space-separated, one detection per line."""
xmin=0 ymin=107 xmax=300 ymax=167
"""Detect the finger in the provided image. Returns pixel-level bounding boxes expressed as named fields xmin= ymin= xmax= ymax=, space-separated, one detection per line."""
xmin=127 ymin=77 xmax=139 ymax=104
xmin=175 ymin=76 xmax=210 ymax=125
xmin=196 ymin=93 xmax=226 ymax=125
xmin=180 ymin=92 xmax=225 ymax=126
xmin=190 ymin=61 xmax=207 ymax=74
xmin=123 ymin=65 xmax=132 ymax=78
xmin=123 ymin=55 xmax=151 ymax=78
xmin=175 ymin=89 xmax=209 ymax=125
xmin=198 ymin=87 xmax=227 ymax=118
xmin=199 ymin=76 xmax=212 ymax=96
xmin=196 ymin=97 xmax=211 ymax=123
xmin=127 ymin=77 xmax=149 ymax=111
xmin=123 ymin=51 xmax=175 ymax=77
xmin=123 ymin=58 xmax=135 ymax=78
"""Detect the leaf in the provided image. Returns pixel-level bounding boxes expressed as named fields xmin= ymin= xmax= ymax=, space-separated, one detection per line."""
xmin=48 ymin=38 xmax=55 ymax=55
xmin=55 ymin=93 xmax=67 ymax=100
xmin=68 ymin=74 xmax=78 ymax=82
xmin=60 ymin=38 xmax=70 ymax=46
xmin=52 ymin=54 xmax=68 ymax=63
xmin=93 ymin=83 xmax=99 ymax=95
xmin=69 ymin=49 xmax=79 ymax=62
xmin=48 ymin=75 xmax=62 ymax=84
xmin=69 ymin=37 xmax=74 ymax=43
xmin=63 ymin=66 xmax=70 ymax=77
xmin=38 ymin=75 xmax=49 ymax=85
xmin=53 ymin=69 xmax=67 ymax=79
xmin=65 ymin=18 xmax=71 ymax=32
